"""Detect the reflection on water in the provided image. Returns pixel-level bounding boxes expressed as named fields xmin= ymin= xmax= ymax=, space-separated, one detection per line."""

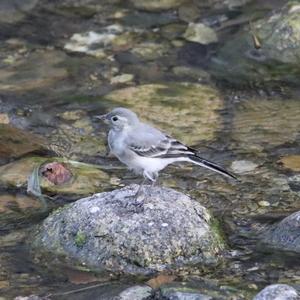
xmin=0 ymin=0 xmax=300 ymax=298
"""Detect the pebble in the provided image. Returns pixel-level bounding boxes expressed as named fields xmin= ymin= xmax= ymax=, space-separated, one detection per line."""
xmin=231 ymin=160 xmax=258 ymax=174
xmin=183 ymin=23 xmax=218 ymax=45
xmin=258 ymin=201 xmax=271 ymax=207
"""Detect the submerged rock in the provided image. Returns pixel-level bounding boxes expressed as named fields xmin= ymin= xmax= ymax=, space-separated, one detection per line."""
xmin=129 ymin=0 xmax=185 ymax=12
xmin=278 ymin=155 xmax=300 ymax=172
xmin=31 ymin=184 xmax=225 ymax=276
xmin=230 ymin=160 xmax=258 ymax=174
xmin=0 ymin=49 xmax=68 ymax=92
xmin=155 ymin=280 xmax=249 ymax=299
xmin=131 ymin=42 xmax=171 ymax=61
xmin=0 ymin=0 xmax=38 ymax=24
xmin=0 ymin=125 xmax=48 ymax=163
xmin=0 ymin=113 xmax=10 ymax=124
xmin=117 ymin=285 xmax=152 ymax=300
xmin=64 ymin=25 xmax=129 ymax=57
xmin=183 ymin=23 xmax=218 ymax=45
xmin=211 ymin=1 xmax=300 ymax=85
xmin=260 ymin=211 xmax=300 ymax=254
xmin=0 ymin=194 xmax=44 ymax=231
xmin=253 ymin=284 xmax=299 ymax=300
xmin=103 ymin=83 xmax=223 ymax=145
xmin=232 ymin=98 xmax=300 ymax=151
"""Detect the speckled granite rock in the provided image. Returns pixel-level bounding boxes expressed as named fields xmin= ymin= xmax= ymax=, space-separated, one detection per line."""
xmin=252 ymin=284 xmax=299 ymax=300
xmin=260 ymin=210 xmax=300 ymax=254
xmin=31 ymin=184 xmax=225 ymax=276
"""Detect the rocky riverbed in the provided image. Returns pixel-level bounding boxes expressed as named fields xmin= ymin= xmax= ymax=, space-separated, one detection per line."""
xmin=0 ymin=0 xmax=300 ymax=299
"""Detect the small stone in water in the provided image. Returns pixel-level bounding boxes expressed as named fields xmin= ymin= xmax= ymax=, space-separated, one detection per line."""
xmin=278 ymin=155 xmax=300 ymax=172
xmin=0 ymin=113 xmax=9 ymax=124
xmin=231 ymin=160 xmax=258 ymax=174
xmin=258 ymin=200 xmax=270 ymax=207
xmin=183 ymin=23 xmax=218 ymax=45
xmin=110 ymin=74 xmax=134 ymax=84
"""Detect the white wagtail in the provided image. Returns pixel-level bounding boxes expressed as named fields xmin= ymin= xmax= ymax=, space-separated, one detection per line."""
xmin=97 ymin=107 xmax=237 ymax=191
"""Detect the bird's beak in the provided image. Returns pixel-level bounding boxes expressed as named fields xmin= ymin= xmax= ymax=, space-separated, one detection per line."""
xmin=94 ymin=114 xmax=109 ymax=124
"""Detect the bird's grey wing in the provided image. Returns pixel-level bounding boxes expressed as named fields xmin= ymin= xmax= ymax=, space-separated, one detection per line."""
xmin=127 ymin=123 xmax=194 ymax=158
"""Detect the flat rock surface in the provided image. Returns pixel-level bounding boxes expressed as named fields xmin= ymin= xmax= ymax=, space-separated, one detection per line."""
xmin=31 ymin=184 xmax=225 ymax=276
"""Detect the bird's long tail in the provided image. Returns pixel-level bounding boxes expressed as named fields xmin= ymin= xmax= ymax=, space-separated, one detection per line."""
xmin=187 ymin=154 xmax=237 ymax=180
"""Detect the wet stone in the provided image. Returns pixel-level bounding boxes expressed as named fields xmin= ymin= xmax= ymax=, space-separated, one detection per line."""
xmin=232 ymin=98 xmax=300 ymax=150
xmin=0 ymin=157 xmax=110 ymax=196
xmin=260 ymin=211 xmax=300 ymax=253
xmin=0 ymin=194 xmax=43 ymax=231
xmin=0 ymin=125 xmax=48 ymax=163
xmin=178 ymin=3 xmax=201 ymax=23
xmin=253 ymin=284 xmax=299 ymax=300
xmin=64 ymin=26 xmax=124 ymax=57
xmin=230 ymin=160 xmax=258 ymax=174
xmin=31 ymin=184 xmax=225 ymax=276
xmin=160 ymin=23 xmax=186 ymax=40
xmin=172 ymin=66 xmax=211 ymax=82
xmin=117 ymin=285 xmax=152 ymax=300
xmin=110 ymin=73 xmax=134 ymax=84
xmin=129 ymin=0 xmax=185 ymax=12
xmin=0 ymin=49 xmax=68 ymax=92
xmin=278 ymin=155 xmax=300 ymax=172
xmin=131 ymin=42 xmax=171 ymax=61
xmin=0 ymin=0 xmax=39 ymax=24
xmin=183 ymin=23 xmax=218 ymax=45
xmin=211 ymin=1 xmax=300 ymax=85
xmin=0 ymin=114 xmax=9 ymax=124
xmin=155 ymin=281 xmax=249 ymax=300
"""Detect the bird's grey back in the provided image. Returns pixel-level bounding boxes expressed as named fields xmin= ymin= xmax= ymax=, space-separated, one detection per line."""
xmin=126 ymin=122 xmax=167 ymax=148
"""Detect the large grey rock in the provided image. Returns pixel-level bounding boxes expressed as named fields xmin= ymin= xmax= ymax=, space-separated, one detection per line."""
xmin=252 ymin=284 xmax=299 ymax=300
xmin=211 ymin=1 xmax=300 ymax=86
xmin=31 ymin=184 xmax=225 ymax=276
xmin=261 ymin=211 xmax=300 ymax=253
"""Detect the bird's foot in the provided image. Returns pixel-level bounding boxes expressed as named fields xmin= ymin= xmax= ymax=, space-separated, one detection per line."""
xmin=124 ymin=197 xmax=144 ymax=213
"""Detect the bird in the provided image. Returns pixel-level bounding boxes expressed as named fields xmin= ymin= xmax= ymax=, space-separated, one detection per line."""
xmin=96 ymin=107 xmax=237 ymax=195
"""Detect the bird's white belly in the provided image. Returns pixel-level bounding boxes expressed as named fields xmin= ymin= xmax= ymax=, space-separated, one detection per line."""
xmin=129 ymin=155 xmax=172 ymax=173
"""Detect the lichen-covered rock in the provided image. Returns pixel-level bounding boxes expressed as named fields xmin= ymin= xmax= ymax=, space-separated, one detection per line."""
xmin=0 ymin=157 xmax=110 ymax=195
xmin=31 ymin=184 xmax=225 ymax=276
xmin=260 ymin=211 xmax=300 ymax=254
xmin=252 ymin=284 xmax=299 ymax=300
xmin=211 ymin=1 xmax=300 ymax=85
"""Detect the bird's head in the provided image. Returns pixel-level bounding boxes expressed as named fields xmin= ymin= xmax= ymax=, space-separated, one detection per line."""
xmin=96 ymin=107 xmax=139 ymax=130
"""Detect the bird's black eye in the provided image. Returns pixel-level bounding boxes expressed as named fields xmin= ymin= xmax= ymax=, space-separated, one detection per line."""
xmin=112 ymin=116 xmax=118 ymax=122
